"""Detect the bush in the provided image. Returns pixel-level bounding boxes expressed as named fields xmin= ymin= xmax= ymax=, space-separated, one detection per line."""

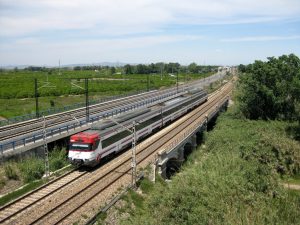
xmin=50 ymin=100 xmax=55 ymax=107
xmin=4 ymin=163 xmax=19 ymax=180
xmin=49 ymin=148 xmax=68 ymax=171
xmin=18 ymin=158 xmax=45 ymax=183
xmin=0 ymin=176 xmax=6 ymax=189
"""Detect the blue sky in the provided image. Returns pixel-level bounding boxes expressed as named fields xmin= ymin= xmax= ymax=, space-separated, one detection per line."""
xmin=0 ymin=0 xmax=300 ymax=66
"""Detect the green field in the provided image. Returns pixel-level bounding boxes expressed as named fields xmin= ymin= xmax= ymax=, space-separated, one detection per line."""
xmin=0 ymin=70 xmax=213 ymax=119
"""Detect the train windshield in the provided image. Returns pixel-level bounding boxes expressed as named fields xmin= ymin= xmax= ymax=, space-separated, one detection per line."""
xmin=70 ymin=143 xmax=92 ymax=151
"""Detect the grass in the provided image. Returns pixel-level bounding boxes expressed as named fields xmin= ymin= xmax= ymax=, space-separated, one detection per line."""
xmin=120 ymin=189 xmax=144 ymax=216
xmin=284 ymin=175 xmax=300 ymax=185
xmin=127 ymin=189 xmax=144 ymax=209
xmin=98 ymin=212 xmax=108 ymax=221
xmin=4 ymin=163 xmax=19 ymax=180
xmin=49 ymin=148 xmax=69 ymax=171
xmin=18 ymin=158 xmax=45 ymax=183
xmin=120 ymin=105 xmax=300 ymax=225
xmin=138 ymin=178 xmax=154 ymax=194
xmin=0 ymin=95 xmax=86 ymax=118
xmin=0 ymin=177 xmax=5 ymax=189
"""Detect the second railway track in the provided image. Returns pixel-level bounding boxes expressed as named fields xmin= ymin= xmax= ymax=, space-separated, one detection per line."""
xmin=0 ymin=88 xmax=182 ymax=142
xmin=0 ymin=73 xmax=225 ymax=143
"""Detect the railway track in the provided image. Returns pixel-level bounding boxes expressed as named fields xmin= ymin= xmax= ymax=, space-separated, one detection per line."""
xmin=0 ymin=88 xmax=183 ymax=143
xmin=0 ymin=90 xmax=188 ymax=151
xmin=0 ymin=89 xmax=163 ymax=131
xmin=0 ymin=82 xmax=194 ymax=135
xmin=0 ymin=72 xmax=225 ymax=143
xmin=0 ymin=168 xmax=88 ymax=224
xmin=0 ymin=80 xmax=233 ymax=225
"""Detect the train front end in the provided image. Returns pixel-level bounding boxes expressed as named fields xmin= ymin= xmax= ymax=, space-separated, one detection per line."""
xmin=68 ymin=131 xmax=100 ymax=166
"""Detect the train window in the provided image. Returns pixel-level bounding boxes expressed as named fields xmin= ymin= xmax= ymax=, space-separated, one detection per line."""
xmin=93 ymin=140 xmax=100 ymax=150
xmin=70 ymin=143 xmax=92 ymax=151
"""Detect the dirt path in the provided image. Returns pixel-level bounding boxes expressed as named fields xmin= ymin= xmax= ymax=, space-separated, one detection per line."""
xmin=283 ymin=183 xmax=300 ymax=190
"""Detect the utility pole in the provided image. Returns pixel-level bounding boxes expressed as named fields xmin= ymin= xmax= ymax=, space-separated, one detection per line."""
xmin=85 ymin=78 xmax=89 ymax=123
xmin=176 ymin=72 xmax=179 ymax=93
xmin=160 ymin=104 xmax=164 ymax=127
xmin=70 ymin=78 xmax=88 ymax=122
xmin=34 ymin=78 xmax=39 ymax=118
xmin=147 ymin=73 xmax=150 ymax=92
xmin=58 ymin=59 xmax=61 ymax=75
xmin=42 ymin=116 xmax=50 ymax=177
xmin=131 ymin=121 xmax=137 ymax=188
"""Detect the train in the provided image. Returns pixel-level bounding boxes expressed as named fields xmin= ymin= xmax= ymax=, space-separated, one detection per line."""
xmin=68 ymin=89 xmax=208 ymax=166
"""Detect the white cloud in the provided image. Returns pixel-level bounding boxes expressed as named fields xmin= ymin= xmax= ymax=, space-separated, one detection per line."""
xmin=15 ymin=37 xmax=41 ymax=45
xmin=0 ymin=0 xmax=299 ymax=65
xmin=0 ymin=34 xmax=203 ymax=65
xmin=221 ymin=35 xmax=300 ymax=42
xmin=1 ymin=34 xmax=202 ymax=50
xmin=0 ymin=0 xmax=299 ymax=37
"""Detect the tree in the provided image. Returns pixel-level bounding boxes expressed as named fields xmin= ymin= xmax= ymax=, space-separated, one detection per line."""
xmin=165 ymin=62 xmax=180 ymax=74
xmin=48 ymin=69 xmax=53 ymax=75
xmin=110 ymin=67 xmax=116 ymax=75
xmin=238 ymin=64 xmax=247 ymax=73
xmin=136 ymin=64 xmax=149 ymax=74
xmin=188 ymin=63 xmax=197 ymax=73
xmin=124 ymin=64 xmax=133 ymax=74
xmin=74 ymin=66 xmax=81 ymax=71
xmin=238 ymin=54 xmax=300 ymax=121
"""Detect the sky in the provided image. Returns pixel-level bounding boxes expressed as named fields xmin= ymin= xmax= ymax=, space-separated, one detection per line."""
xmin=0 ymin=0 xmax=300 ymax=66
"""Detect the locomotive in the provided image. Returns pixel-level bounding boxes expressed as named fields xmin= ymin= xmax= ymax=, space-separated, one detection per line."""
xmin=68 ymin=89 xmax=208 ymax=166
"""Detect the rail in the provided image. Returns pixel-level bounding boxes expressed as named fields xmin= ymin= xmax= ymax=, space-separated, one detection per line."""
xmin=0 ymin=72 xmax=225 ymax=127
xmin=0 ymin=72 xmax=227 ymax=156
xmin=0 ymin=89 xmax=182 ymax=154
xmin=0 ymin=89 xmax=156 ymax=127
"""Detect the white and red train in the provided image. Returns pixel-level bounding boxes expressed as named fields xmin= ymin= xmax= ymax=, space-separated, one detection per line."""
xmin=68 ymin=90 xmax=208 ymax=166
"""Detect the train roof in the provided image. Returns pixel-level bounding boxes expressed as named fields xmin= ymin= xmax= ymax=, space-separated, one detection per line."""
xmin=91 ymin=108 xmax=150 ymax=130
xmin=163 ymin=96 xmax=186 ymax=106
xmin=70 ymin=131 xmax=99 ymax=143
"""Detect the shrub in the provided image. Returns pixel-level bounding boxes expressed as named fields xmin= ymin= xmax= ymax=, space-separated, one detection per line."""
xmin=18 ymin=158 xmax=45 ymax=183
xmin=49 ymin=148 xmax=68 ymax=171
xmin=4 ymin=163 xmax=19 ymax=180
xmin=0 ymin=176 xmax=6 ymax=189
xmin=50 ymin=100 xmax=55 ymax=107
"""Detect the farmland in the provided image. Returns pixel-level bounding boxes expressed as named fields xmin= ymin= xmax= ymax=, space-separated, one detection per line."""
xmin=0 ymin=69 xmax=213 ymax=119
